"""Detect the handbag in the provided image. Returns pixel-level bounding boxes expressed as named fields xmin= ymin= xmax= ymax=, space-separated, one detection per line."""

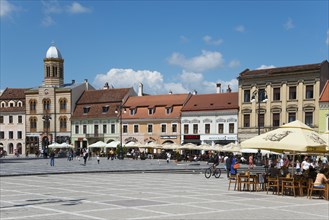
xmin=233 ymin=163 xmax=240 ymax=169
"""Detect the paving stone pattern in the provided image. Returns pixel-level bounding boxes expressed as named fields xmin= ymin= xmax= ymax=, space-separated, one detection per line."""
xmin=0 ymin=157 xmax=328 ymax=220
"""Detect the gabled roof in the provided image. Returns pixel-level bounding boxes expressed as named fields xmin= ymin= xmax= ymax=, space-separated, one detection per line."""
xmin=0 ymin=88 xmax=29 ymax=100
xmin=320 ymin=80 xmax=329 ymax=102
xmin=181 ymin=92 xmax=238 ymax=112
xmin=122 ymin=93 xmax=190 ymax=120
xmin=239 ymin=62 xmax=322 ymax=78
xmin=77 ymin=88 xmax=131 ymax=104
xmin=71 ymin=88 xmax=132 ymax=119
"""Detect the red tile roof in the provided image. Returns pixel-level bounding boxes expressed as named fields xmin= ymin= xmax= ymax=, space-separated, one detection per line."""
xmin=320 ymin=80 xmax=329 ymax=102
xmin=181 ymin=92 xmax=238 ymax=112
xmin=239 ymin=62 xmax=322 ymax=77
xmin=0 ymin=88 xmax=29 ymax=112
xmin=0 ymin=88 xmax=29 ymax=100
xmin=71 ymin=88 xmax=132 ymax=119
xmin=77 ymin=88 xmax=132 ymax=104
xmin=122 ymin=94 xmax=190 ymax=120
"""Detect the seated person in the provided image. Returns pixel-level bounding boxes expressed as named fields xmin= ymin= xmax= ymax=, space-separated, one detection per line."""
xmin=267 ymin=163 xmax=280 ymax=178
xmin=308 ymin=166 xmax=318 ymax=181
xmin=314 ymin=168 xmax=329 ymax=188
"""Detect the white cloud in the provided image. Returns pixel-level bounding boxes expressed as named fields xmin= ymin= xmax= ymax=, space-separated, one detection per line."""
xmin=180 ymin=35 xmax=189 ymax=43
xmin=0 ymin=0 xmax=20 ymax=18
xmin=41 ymin=0 xmax=91 ymax=26
xmin=42 ymin=0 xmax=62 ymax=14
xmin=284 ymin=17 xmax=294 ymax=30
xmin=235 ymin=25 xmax=245 ymax=33
xmin=67 ymin=2 xmax=91 ymax=14
xmin=228 ymin=59 xmax=240 ymax=68
xmin=203 ymin=35 xmax=223 ymax=46
xmin=92 ymin=68 xmax=238 ymax=95
xmin=42 ymin=15 xmax=56 ymax=27
xmin=256 ymin=65 xmax=276 ymax=70
xmin=168 ymin=50 xmax=224 ymax=72
xmin=326 ymin=29 xmax=329 ymax=46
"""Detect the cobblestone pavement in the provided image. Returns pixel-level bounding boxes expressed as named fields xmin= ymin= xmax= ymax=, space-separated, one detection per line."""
xmin=1 ymin=157 xmax=328 ymax=220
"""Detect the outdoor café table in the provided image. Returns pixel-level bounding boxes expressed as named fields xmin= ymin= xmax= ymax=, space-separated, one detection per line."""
xmin=237 ymin=173 xmax=259 ymax=192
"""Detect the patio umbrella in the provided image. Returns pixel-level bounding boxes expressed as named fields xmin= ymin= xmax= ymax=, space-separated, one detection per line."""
xmin=105 ymin=141 xmax=120 ymax=149
xmin=241 ymin=120 xmax=328 ymax=174
xmin=162 ymin=143 xmax=181 ymax=150
xmin=59 ymin=143 xmax=74 ymax=148
xmin=180 ymin=143 xmax=198 ymax=150
xmin=48 ymin=142 xmax=63 ymax=148
xmin=143 ymin=142 xmax=162 ymax=149
xmin=221 ymin=142 xmax=241 ymax=154
xmin=124 ymin=142 xmax=143 ymax=148
xmin=320 ymin=131 xmax=329 ymax=148
xmin=241 ymin=120 xmax=327 ymax=153
xmin=87 ymin=141 xmax=107 ymax=148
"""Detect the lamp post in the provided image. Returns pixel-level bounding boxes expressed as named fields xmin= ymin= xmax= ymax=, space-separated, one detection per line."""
xmin=115 ymin=105 xmax=126 ymax=160
xmin=251 ymin=89 xmax=267 ymax=166
xmin=251 ymin=89 xmax=268 ymax=135
xmin=42 ymin=114 xmax=52 ymax=158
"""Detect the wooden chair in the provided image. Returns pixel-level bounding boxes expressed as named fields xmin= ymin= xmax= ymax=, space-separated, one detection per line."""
xmin=228 ymin=173 xmax=238 ymax=191
xmin=237 ymin=174 xmax=250 ymax=191
xmin=281 ymin=177 xmax=298 ymax=197
xmin=307 ymin=180 xmax=328 ymax=199
xmin=267 ymin=176 xmax=280 ymax=195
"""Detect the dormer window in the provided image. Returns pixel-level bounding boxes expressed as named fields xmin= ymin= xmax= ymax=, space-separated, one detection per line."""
xmin=130 ymin=108 xmax=136 ymax=116
xmin=83 ymin=106 xmax=90 ymax=114
xmin=166 ymin=107 xmax=172 ymax=114
xmin=148 ymin=106 xmax=155 ymax=115
xmin=102 ymin=105 xmax=109 ymax=113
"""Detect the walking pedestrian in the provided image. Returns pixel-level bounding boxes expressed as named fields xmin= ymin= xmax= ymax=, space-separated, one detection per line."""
xmin=166 ymin=152 xmax=171 ymax=163
xmin=83 ymin=149 xmax=88 ymax=165
xmin=248 ymin=154 xmax=254 ymax=169
xmin=50 ymin=151 xmax=55 ymax=166
xmin=226 ymin=154 xmax=232 ymax=178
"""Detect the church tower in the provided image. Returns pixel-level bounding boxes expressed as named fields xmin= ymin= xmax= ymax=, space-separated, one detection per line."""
xmin=44 ymin=43 xmax=64 ymax=87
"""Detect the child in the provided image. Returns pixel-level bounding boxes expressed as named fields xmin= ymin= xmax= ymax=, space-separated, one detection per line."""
xmin=96 ymin=154 xmax=100 ymax=164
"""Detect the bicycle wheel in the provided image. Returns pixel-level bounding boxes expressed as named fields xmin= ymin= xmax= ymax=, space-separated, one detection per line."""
xmin=204 ymin=168 xmax=212 ymax=178
xmin=214 ymin=168 xmax=221 ymax=178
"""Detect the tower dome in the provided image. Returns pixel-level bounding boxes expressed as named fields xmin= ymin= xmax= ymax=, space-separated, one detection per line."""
xmin=46 ymin=45 xmax=62 ymax=59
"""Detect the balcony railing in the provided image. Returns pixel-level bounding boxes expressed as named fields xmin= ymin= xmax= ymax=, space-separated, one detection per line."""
xmin=86 ymin=133 xmax=104 ymax=138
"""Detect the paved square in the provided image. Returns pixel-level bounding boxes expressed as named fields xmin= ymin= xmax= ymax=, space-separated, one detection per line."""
xmin=1 ymin=172 xmax=328 ymax=220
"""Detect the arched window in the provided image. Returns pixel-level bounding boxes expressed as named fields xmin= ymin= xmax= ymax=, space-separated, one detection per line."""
xmin=17 ymin=101 xmax=23 ymax=107
xmin=0 ymin=101 xmax=5 ymax=108
xmin=43 ymin=99 xmax=51 ymax=112
xmin=59 ymin=98 xmax=67 ymax=111
xmin=30 ymin=117 xmax=37 ymax=132
xmin=30 ymin=100 xmax=37 ymax=112
xmin=46 ymin=66 xmax=50 ymax=77
xmin=60 ymin=117 xmax=67 ymax=132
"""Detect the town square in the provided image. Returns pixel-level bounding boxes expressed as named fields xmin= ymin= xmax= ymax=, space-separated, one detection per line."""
xmin=1 ymin=1 xmax=329 ymax=220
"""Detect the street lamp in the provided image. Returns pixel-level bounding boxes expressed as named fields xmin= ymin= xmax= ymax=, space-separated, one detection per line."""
xmin=115 ymin=105 xmax=126 ymax=160
xmin=42 ymin=114 xmax=52 ymax=158
xmin=251 ymin=89 xmax=268 ymax=135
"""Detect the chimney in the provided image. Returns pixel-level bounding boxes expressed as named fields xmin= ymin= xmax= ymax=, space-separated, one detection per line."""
xmin=138 ymin=82 xmax=143 ymax=96
xmin=227 ymin=85 xmax=232 ymax=93
xmin=216 ymin=83 xmax=221 ymax=93
xmin=193 ymin=90 xmax=197 ymax=95
xmin=84 ymin=79 xmax=88 ymax=90
xmin=168 ymin=90 xmax=172 ymax=95
xmin=103 ymin=82 xmax=110 ymax=90
xmin=71 ymin=80 xmax=75 ymax=85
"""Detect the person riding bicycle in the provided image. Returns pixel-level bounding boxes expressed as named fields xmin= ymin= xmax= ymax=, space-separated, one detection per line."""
xmin=212 ymin=153 xmax=220 ymax=173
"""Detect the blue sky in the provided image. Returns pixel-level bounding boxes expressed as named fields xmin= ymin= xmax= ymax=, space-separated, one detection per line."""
xmin=1 ymin=0 xmax=328 ymax=95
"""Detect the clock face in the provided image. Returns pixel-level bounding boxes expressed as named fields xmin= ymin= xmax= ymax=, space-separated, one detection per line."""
xmin=44 ymin=89 xmax=49 ymax=95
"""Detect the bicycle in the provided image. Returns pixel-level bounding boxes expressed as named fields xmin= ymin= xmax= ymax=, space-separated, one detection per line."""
xmin=204 ymin=165 xmax=221 ymax=178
